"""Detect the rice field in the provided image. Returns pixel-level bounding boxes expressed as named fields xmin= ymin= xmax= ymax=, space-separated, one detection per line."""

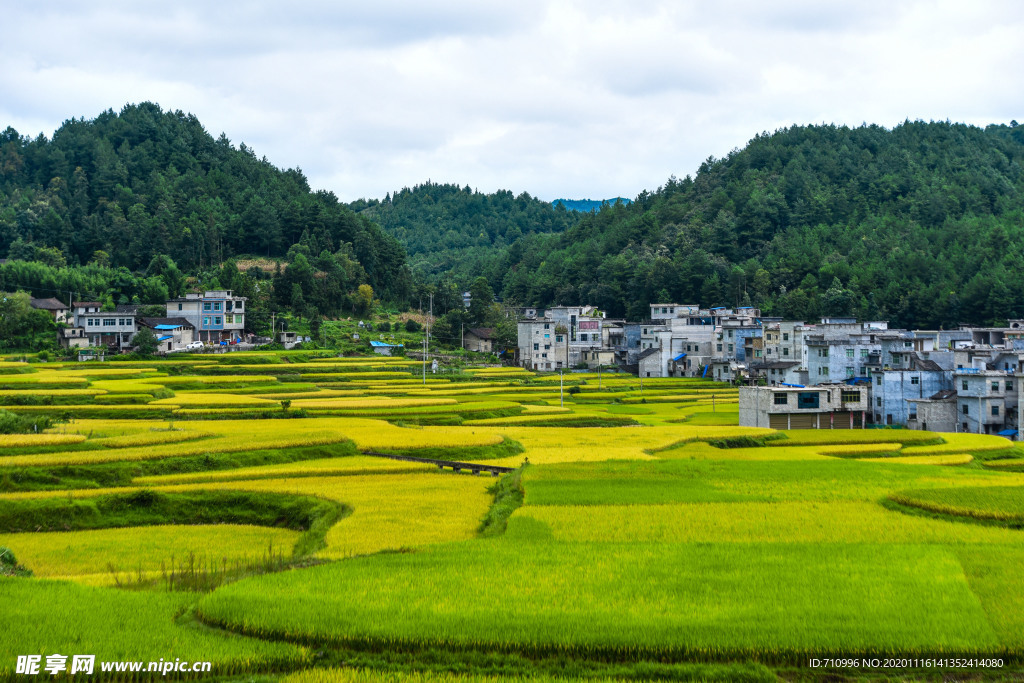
xmin=0 ymin=524 xmax=301 ymax=582
xmin=2 ymin=352 xmax=1022 ymax=680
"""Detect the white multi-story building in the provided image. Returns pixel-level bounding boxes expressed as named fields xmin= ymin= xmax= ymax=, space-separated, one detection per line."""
xmin=65 ymin=301 xmax=136 ymax=350
xmin=166 ymin=290 xmax=246 ymax=343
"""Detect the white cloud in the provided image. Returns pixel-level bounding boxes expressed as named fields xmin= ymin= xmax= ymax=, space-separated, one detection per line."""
xmin=2 ymin=0 xmax=1023 ymax=202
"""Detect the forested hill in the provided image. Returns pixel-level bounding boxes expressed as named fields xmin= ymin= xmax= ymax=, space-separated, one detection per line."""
xmin=0 ymin=103 xmax=410 ymax=301
xmin=500 ymin=120 xmax=1024 ymax=328
xmin=349 ymin=182 xmax=581 ymax=284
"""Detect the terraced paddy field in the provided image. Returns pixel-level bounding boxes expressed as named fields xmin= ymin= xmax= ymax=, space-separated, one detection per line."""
xmin=1 ymin=354 xmax=1022 ymax=682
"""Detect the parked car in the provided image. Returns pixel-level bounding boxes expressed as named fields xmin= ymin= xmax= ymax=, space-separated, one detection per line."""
xmin=185 ymin=341 xmax=204 ymax=350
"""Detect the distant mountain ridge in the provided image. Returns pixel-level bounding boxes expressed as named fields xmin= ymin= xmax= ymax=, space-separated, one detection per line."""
xmin=552 ymin=198 xmax=632 ymax=212
xmin=499 ymin=121 xmax=1024 ymax=329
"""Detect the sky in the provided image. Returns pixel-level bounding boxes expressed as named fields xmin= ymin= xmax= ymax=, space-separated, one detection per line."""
xmin=2 ymin=0 xmax=1023 ymax=202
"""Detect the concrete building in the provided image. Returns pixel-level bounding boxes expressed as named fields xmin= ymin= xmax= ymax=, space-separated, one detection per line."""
xmin=749 ymin=361 xmax=807 ymax=385
xmin=907 ymin=390 xmax=958 ymax=433
xmin=870 ymin=367 xmax=953 ymax=426
xmin=517 ymin=318 xmax=568 ymax=370
xmin=739 ymin=383 xmax=869 ymax=429
xmin=166 ymin=290 xmax=246 ymax=343
xmin=69 ymin=302 xmax=136 ymax=350
xmin=638 ymin=347 xmax=661 ymax=378
xmin=955 ymin=368 xmax=1017 ymax=435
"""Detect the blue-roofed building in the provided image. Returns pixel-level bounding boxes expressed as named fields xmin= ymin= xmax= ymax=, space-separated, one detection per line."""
xmin=138 ymin=317 xmax=195 ymax=352
xmin=370 ymin=340 xmax=404 ymax=356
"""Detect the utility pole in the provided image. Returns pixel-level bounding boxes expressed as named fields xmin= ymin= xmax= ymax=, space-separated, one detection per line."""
xmin=425 ymin=292 xmax=433 ymax=382
xmin=559 ymin=367 xmax=564 ymax=407
xmin=271 ymin=312 xmax=276 ymax=341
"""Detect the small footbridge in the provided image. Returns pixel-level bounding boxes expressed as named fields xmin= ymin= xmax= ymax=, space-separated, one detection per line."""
xmin=361 ymin=451 xmax=517 ymax=477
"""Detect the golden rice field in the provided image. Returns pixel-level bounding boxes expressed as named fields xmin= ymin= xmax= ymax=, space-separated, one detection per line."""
xmin=2 ymin=353 xmax=1023 ymax=680
xmin=0 ymin=524 xmax=301 ymax=583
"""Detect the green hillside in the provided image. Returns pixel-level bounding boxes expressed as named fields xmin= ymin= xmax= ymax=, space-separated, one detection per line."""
xmin=350 ymin=182 xmax=580 ymax=286
xmin=0 ymin=103 xmax=411 ymax=302
xmin=498 ymin=121 xmax=1024 ymax=327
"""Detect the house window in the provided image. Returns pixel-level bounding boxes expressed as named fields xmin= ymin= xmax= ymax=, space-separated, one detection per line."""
xmin=962 ymin=380 xmax=969 ymax=391
xmin=992 ymin=405 xmax=1000 ymax=416
xmin=904 ymin=341 xmax=913 ymax=348
xmin=991 ymin=382 xmax=1000 ymax=392
xmin=203 ymin=303 xmax=212 ymax=311
xmin=782 ymin=348 xmax=789 ymax=356
xmin=580 ymin=334 xmax=588 ymax=342
xmin=203 ymin=316 xmax=210 ymax=326
xmin=963 ymin=404 xmax=969 ymax=415
xmin=773 ymin=393 xmax=788 ymax=405
xmin=841 ymin=390 xmax=859 ymax=403
xmin=214 ymin=317 xmax=222 ymax=325
xmin=544 ymin=334 xmax=550 ymax=339
xmin=755 ymin=350 xmax=762 ymax=357
xmin=103 ymin=319 xmax=116 ymax=326
xmin=860 ymin=349 xmax=869 ymax=358
xmin=178 ymin=303 xmax=182 ymax=311
xmin=544 ymin=344 xmax=550 ymax=350
xmin=909 ymin=411 xmax=917 ymax=420
xmin=797 ymin=392 xmax=819 ymax=409
xmin=846 ymin=349 xmax=854 ymax=358
xmin=543 ymin=323 xmax=549 ymax=330
xmin=214 ymin=302 xmax=222 ymax=311
xmin=783 ymin=333 xmax=789 ymax=341
xmin=555 ymin=336 xmax=562 ymax=342
xmin=533 ymin=343 xmax=538 ymax=351
xmin=542 ymin=353 xmax=548 ymax=358
xmin=819 ymin=367 xmax=829 ymax=376
xmin=845 ymin=366 xmax=854 ymax=377
xmin=911 ymin=376 xmax=919 ymax=385
xmin=727 ymin=344 xmax=733 ymax=352
xmin=717 ymin=344 xmax=723 ymax=352
xmin=876 ymin=397 xmax=882 ymax=407
xmin=1007 ymin=381 xmax=1014 ymax=391
xmin=876 ymin=376 xmax=881 ymax=385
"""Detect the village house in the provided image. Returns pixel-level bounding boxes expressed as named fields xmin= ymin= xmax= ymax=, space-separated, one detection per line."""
xmin=166 ymin=290 xmax=246 ymax=343
xmin=138 ymin=317 xmax=196 ymax=352
xmin=739 ymin=383 xmax=870 ymax=429
xmin=29 ymin=297 xmax=69 ymax=323
xmin=61 ymin=301 xmax=137 ymax=350
xmin=463 ymin=327 xmax=495 ymax=353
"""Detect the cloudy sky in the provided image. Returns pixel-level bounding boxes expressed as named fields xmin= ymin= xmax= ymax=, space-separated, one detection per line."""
xmin=2 ymin=1 xmax=1022 ymax=202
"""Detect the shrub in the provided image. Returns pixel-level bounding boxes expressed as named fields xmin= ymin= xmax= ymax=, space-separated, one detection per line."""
xmin=404 ymin=319 xmax=421 ymax=332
